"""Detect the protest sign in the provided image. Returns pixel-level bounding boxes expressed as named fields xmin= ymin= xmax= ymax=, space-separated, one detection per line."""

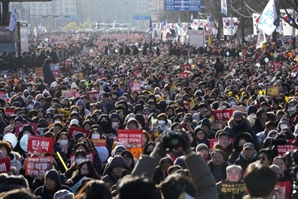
xmin=266 ymin=86 xmax=281 ymax=96
xmin=0 ymin=157 xmax=10 ymax=173
xmin=61 ymin=90 xmax=75 ymax=98
xmin=27 ymin=136 xmax=55 ymax=154
xmin=232 ymin=105 xmax=246 ymax=113
xmin=221 ymin=181 xmax=246 ymax=197
xmin=86 ymin=91 xmax=100 ymax=101
xmin=90 ymin=139 xmax=107 ymax=147
xmin=35 ymin=68 xmax=43 ymax=77
xmin=70 ymin=151 xmax=94 ymax=164
xmin=0 ymin=91 xmax=6 ymax=100
xmin=131 ymin=81 xmax=141 ymax=93
xmin=57 ymin=108 xmax=71 ymax=122
xmin=118 ymin=130 xmax=143 ymax=148
xmin=5 ymin=108 xmax=15 ymax=116
xmin=178 ymin=72 xmax=189 ymax=78
xmin=25 ymin=156 xmax=53 ymax=176
xmin=213 ymin=109 xmax=233 ymax=121
xmin=68 ymin=126 xmax=91 ymax=138
xmin=276 ymin=181 xmax=291 ymax=198
xmin=52 ymin=70 xmax=60 ymax=78
xmin=15 ymin=123 xmax=38 ymax=136
xmin=276 ymin=145 xmax=296 ymax=155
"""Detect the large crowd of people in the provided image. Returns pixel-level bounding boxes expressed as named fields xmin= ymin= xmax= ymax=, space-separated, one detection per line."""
xmin=0 ymin=30 xmax=296 ymax=199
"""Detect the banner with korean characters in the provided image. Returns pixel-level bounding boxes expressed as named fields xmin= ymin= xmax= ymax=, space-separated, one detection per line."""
xmin=86 ymin=91 xmax=100 ymax=101
xmin=25 ymin=156 xmax=54 ymax=176
xmin=213 ymin=109 xmax=233 ymax=121
xmin=57 ymin=108 xmax=71 ymax=122
xmin=276 ymin=145 xmax=296 ymax=155
xmin=15 ymin=123 xmax=38 ymax=136
xmin=27 ymin=136 xmax=55 ymax=154
xmin=68 ymin=126 xmax=91 ymax=138
xmin=118 ymin=130 xmax=143 ymax=148
xmin=0 ymin=157 xmax=10 ymax=174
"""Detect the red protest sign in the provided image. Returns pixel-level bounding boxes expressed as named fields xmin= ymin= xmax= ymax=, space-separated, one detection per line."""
xmin=70 ymin=151 xmax=94 ymax=164
xmin=213 ymin=109 xmax=233 ymax=121
xmin=231 ymin=105 xmax=246 ymax=113
xmin=5 ymin=108 xmax=15 ymax=116
xmin=276 ymin=181 xmax=291 ymax=198
xmin=178 ymin=72 xmax=189 ymax=78
xmin=183 ymin=64 xmax=191 ymax=71
xmin=0 ymin=91 xmax=6 ymax=100
xmin=61 ymin=90 xmax=75 ymax=98
xmin=118 ymin=130 xmax=143 ymax=148
xmin=276 ymin=145 xmax=296 ymax=155
xmin=209 ymin=138 xmax=234 ymax=149
xmin=68 ymin=126 xmax=91 ymax=138
xmin=27 ymin=136 xmax=55 ymax=154
xmin=90 ymin=139 xmax=107 ymax=147
xmin=35 ymin=68 xmax=43 ymax=77
xmin=273 ymin=61 xmax=282 ymax=67
xmin=25 ymin=156 xmax=53 ymax=176
xmin=86 ymin=91 xmax=100 ymax=101
xmin=0 ymin=157 xmax=10 ymax=173
xmin=15 ymin=123 xmax=38 ymax=136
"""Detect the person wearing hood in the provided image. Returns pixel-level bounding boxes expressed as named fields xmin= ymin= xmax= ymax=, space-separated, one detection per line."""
xmin=102 ymin=155 xmax=131 ymax=189
xmin=34 ymin=169 xmax=70 ymax=199
xmin=234 ymin=142 xmax=258 ymax=171
xmin=224 ymin=111 xmax=258 ymax=146
xmin=194 ymin=126 xmax=209 ymax=147
xmin=98 ymin=114 xmax=117 ymax=140
xmin=253 ymin=109 xmax=268 ymax=133
xmin=121 ymin=151 xmax=136 ymax=170
xmin=99 ymin=92 xmax=115 ymax=114
xmin=42 ymin=59 xmax=56 ymax=86
xmin=228 ymin=132 xmax=253 ymax=164
xmin=76 ymin=99 xmax=90 ymax=118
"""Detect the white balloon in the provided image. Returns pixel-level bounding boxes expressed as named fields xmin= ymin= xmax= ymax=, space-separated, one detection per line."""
xmin=20 ymin=135 xmax=29 ymax=152
xmin=265 ymin=57 xmax=269 ymax=63
xmin=3 ymin=133 xmax=17 ymax=148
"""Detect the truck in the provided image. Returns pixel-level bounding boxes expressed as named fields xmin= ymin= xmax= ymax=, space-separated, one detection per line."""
xmin=0 ymin=21 xmax=29 ymax=56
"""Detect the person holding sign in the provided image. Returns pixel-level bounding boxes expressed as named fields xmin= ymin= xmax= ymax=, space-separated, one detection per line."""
xmin=217 ymin=165 xmax=246 ymax=199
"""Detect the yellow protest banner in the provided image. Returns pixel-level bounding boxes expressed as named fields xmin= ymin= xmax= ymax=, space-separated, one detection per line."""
xmin=57 ymin=108 xmax=71 ymax=122
xmin=266 ymin=86 xmax=280 ymax=96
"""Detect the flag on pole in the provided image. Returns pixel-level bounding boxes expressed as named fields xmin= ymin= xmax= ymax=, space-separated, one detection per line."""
xmin=221 ymin=0 xmax=228 ymax=16
xmin=7 ymin=8 xmax=18 ymax=31
xmin=258 ymin=0 xmax=277 ymax=35
xmin=149 ymin=16 xmax=152 ymax=31
xmin=34 ymin=23 xmax=37 ymax=37
xmin=256 ymin=29 xmax=266 ymax=49
xmin=161 ymin=20 xmax=166 ymax=29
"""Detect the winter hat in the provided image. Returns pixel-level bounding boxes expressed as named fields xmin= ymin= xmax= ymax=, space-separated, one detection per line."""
xmin=247 ymin=106 xmax=257 ymax=115
xmin=70 ymin=119 xmax=79 ymax=126
xmin=200 ymin=118 xmax=211 ymax=130
xmin=112 ymin=145 xmax=126 ymax=156
xmin=0 ymin=173 xmax=29 ymax=192
xmin=74 ymin=133 xmax=84 ymax=142
xmin=50 ymin=81 xmax=58 ymax=88
xmin=54 ymin=189 xmax=74 ymax=199
xmin=110 ymin=113 xmax=121 ymax=121
xmin=14 ymin=116 xmax=24 ymax=123
xmin=134 ymin=104 xmax=144 ymax=113
xmin=20 ymin=125 xmax=34 ymax=135
xmin=232 ymin=111 xmax=243 ymax=119
xmin=174 ymin=156 xmax=185 ymax=168
xmin=196 ymin=143 xmax=209 ymax=152
xmin=45 ymin=169 xmax=60 ymax=183
xmin=127 ymin=118 xmax=139 ymax=127
xmin=71 ymin=82 xmax=78 ymax=89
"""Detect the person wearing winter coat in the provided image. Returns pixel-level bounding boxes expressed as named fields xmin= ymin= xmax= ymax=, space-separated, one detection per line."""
xmin=234 ymin=142 xmax=258 ymax=172
xmin=76 ymin=99 xmax=90 ymax=118
xmin=34 ymin=169 xmax=70 ymax=199
xmin=42 ymin=59 xmax=55 ymax=86
xmin=208 ymin=149 xmax=229 ymax=183
xmin=102 ymin=155 xmax=131 ymax=189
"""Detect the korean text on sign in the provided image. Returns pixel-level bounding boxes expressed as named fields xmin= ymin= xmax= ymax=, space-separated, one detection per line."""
xmin=118 ymin=130 xmax=143 ymax=148
xmin=68 ymin=126 xmax=91 ymax=138
xmin=27 ymin=136 xmax=55 ymax=154
xmin=213 ymin=109 xmax=233 ymax=121
xmin=0 ymin=157 xmax=10 ymax=173
xmin=25 ymin=156 xmax=53 ymax=176
xmin=87 ymin=91 xmax=100 ymax=101
xmin=276 ymin=145 xmax=296 ymax=155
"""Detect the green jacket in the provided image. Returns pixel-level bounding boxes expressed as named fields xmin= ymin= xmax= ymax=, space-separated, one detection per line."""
xmin=132 ymin=152 xmax=218 ymax=199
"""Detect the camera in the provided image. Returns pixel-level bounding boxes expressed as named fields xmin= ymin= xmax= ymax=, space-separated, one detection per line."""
xmin=160 ymin=128 xmax=185 ymax=149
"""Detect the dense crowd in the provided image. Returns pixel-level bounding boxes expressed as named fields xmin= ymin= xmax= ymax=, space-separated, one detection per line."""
xmin=0 ymin=30 xmax=296 ymax=199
